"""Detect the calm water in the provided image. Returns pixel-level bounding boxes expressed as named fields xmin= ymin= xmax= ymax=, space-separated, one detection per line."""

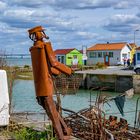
xmin=12 ymin=80 xmax=140 ymax=126
xmin=6 ymin=58 xmax=31 ymax=66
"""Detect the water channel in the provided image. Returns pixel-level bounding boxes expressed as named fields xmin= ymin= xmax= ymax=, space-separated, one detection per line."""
xmin=12 ymin=80 xmax=140 ymax=127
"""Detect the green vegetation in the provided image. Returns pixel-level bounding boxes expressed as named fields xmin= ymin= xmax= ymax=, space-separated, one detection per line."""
xmin=16 ymin=71 xmax=33 ymax=80
xmin=24 ymin=65 xmax=30 ymax=69
xmin=3 ymin=66 xmax=33 ymax=80
xmin=14 ymin=126 xmax=56 ymax=140
xmin=0 ymin=122 xmax=56 ymax=140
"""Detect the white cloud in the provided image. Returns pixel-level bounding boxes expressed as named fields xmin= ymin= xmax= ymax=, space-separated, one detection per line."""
xmin=0 ymin=0 xmax=140 ymax=53
xmin=47 ymin=0 xmax=119 ymax=9
xmin=76 ymin=31 xmax=97 ymax=39
xmin=0 ymin=1 xmax=7 ymax=11
xmin=0 ymin=22 xmax=24 ymax=33
xmin=4 ymin=9 xmax=34 ymax=19
xmin=115 ymin=1 xmax=130 ymax=9
xmin=115 ymin=0 xmax=140 ymax=9
xmin=103 ymin=14 xmax=140 ymax=33
xmin=8 ymin=0 xmax=49 ymax=8
xmin=111 ymin=14 xmax=138 ymax=23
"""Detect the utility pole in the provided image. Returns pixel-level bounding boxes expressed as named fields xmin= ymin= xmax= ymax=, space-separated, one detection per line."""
xmin=134 ymin=29 xmax=139 ymax=47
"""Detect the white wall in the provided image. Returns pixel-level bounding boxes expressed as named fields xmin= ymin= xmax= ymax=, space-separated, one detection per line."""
xmin=121 ymin=45 xmax=131 ymax=64
xmin=87 ymin=50 xmax=121 ymax=65
xmin=87 ymin=51 xmax=102 ymax=65
xmin=0 ymin=70 xmax=9 ymax=126
xmin=110 ymin=50 xmax=121 ymax=65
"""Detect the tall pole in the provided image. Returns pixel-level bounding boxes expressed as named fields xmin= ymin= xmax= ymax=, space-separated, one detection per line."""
xmin=134 ymin=29 xmax=139 ymax=47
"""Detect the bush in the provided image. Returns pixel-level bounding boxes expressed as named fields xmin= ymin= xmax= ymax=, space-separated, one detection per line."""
xmin=24 ymin=65 xmax=30 ymax=69
xmin=96 ymin=62 xmax=106 ymax=69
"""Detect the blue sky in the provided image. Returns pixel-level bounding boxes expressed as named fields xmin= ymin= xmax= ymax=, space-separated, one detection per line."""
xmin=1 ymin=0 xmax=140 ymax=54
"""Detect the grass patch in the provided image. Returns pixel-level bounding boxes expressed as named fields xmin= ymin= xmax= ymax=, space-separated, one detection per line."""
xmin=3 ymin=66 xmax=33 ymax=80
xmin=16 ymin=71 xmax=33 ymax=80
xmin=0 ymin=121 xmax=56 ymax=140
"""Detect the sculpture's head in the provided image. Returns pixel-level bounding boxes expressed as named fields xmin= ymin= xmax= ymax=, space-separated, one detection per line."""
xmin=28 ymin=26 xmax=49 ymax=42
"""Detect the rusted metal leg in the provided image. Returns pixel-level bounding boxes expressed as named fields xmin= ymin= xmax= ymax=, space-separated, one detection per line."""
xmin=37 ymin=96 xmax=71 ymax=140
xmin=58 ymin=113 xmax=72 ymax=136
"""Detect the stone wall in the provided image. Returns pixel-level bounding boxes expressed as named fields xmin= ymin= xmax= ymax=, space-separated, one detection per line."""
xmin=133 ymin=75 xmax=140 ymax=94
xmin=81 ymin=74 xmax=116 ymax=90
xmin=80 ymin=74 xmax=136 ymax=93
xmin=115 ymin=76 xmax=133 ymax=93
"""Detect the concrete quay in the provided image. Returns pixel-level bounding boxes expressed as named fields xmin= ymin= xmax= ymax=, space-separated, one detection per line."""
xmin=76 ymin=66 xmax=140 ymax=94
xmin=76 ymin=66 xmax=135 ymax=76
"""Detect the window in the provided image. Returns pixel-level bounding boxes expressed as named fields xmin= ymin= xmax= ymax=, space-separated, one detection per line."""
xmin=73 ymin=55 xmax=77 ymax=59
xmin=89 ymin=52 xmax=97 ymax=58
xmin=137 ymin=53 xmax=140 ymax=60
xmin=57 ymin=56 xmax=61 ymax=62
xmin=103 ymin=52 xmax=107 ymax=57
xmin=109 ymin=52 xmax=113 ymax=57
xmin=61 ymin=56 xmax=64 ymax=63
xmin=98 ymin=52 xmax=102 ymax=58
xmin=122 ymin=53 xmax=127 ymax=58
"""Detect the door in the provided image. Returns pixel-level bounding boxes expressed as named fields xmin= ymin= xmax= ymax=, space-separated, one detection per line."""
xmin=104 ymin=55 xmax=110 ymax=66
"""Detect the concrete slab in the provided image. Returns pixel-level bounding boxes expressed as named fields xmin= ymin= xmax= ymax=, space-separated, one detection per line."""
xmin=76 ymin=66 xmax=135 ymax=76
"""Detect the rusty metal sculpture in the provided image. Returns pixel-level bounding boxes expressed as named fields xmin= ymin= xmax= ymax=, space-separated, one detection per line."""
xmin=28 ymin=26 xmax=72 ymax=140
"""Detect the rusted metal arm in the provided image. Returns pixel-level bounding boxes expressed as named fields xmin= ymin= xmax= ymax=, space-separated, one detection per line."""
xmin=44 ymin=42 xmax=72 ymax=75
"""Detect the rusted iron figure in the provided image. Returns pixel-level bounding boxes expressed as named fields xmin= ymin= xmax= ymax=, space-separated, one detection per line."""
xmin=28 ymin=26 xmax=72 ymax=140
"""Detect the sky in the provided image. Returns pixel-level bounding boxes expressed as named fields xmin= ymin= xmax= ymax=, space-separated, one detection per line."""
xmin=1 ymin=0 xmax=140 ymax=54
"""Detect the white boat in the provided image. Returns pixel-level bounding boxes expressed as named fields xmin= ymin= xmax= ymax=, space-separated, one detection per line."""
xmin=0 ymin=70 xmax=10 ymax=126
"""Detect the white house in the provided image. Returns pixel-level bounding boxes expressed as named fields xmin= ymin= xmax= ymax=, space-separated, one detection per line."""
xmin=87 ymin=42 xmax=132 ymax=66
xmin=135 ymin=47 xmax=140 ymax=65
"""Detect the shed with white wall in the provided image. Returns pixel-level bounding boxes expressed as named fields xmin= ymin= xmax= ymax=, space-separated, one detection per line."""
xmin=0 ymin=70 xmax=10 ymax=126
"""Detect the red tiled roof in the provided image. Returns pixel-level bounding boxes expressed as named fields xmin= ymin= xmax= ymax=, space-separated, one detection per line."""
xmin=87 ymin=42 xmax=128 ymax=51
xmin=136 ymin=47 xmax=140 ymax=50
xmin=129 ymin=43 xmax=137 ymax=48
xmin=54 ymin=48 xmax=75 ymax=55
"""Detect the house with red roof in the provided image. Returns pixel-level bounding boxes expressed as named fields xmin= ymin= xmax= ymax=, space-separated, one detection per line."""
xmin=87 ymin=42 xmax=132 ymax=66
xmin=54 ymin=48 xmax=83 ymax=66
